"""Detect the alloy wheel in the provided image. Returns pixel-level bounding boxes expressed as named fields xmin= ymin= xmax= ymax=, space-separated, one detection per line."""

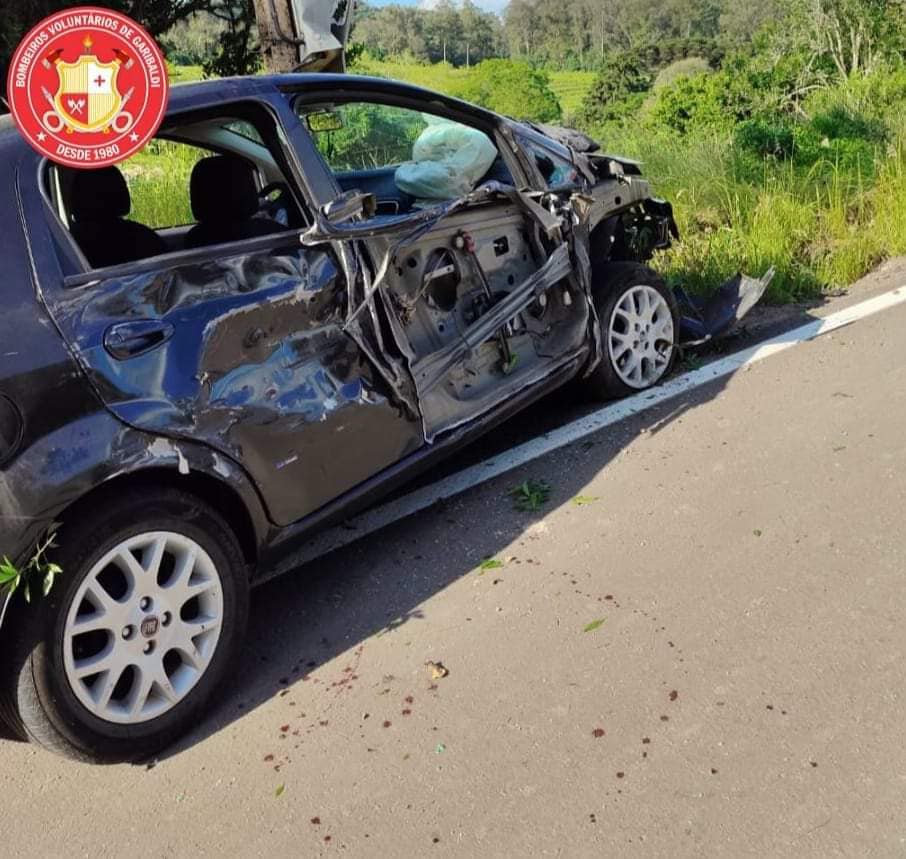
xmin=62 ymin=531 xmax=224 ymax=725
xmin=608 ymin=284 xmax=675 ymax=389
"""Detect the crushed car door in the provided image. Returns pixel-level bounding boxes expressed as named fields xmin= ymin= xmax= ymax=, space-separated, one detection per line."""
xmin=32 ymin=104 xmax=423 ymax=527
xmin=296 ymin=98 xmax=593 ymax=441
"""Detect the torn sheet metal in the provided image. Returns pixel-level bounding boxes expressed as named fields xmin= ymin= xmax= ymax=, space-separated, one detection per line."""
xmin=303 ymin=179 xmax=594 ymax=441
xmin=676 ymin=268 xmax=775 ymax=346
xmin=289 ymin=0 xmax=354 ymax=72
xmin=302 ymin=180 xmax=563 ymax=328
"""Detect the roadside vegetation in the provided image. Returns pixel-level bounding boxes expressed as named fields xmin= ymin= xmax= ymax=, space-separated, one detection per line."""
xmin=155 ymin=0 xmax=906 ymax=302
xmin=345 ymin=0 xmax=906 ymax=301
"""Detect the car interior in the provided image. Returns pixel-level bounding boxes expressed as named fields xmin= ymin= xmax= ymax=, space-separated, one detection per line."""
xmin=44 ymin=106 xmax=307 ymax=271
xmin=295 ymin=99 xmax=516 ymax=217
xmin=43 ymin=98 xmax=533 ymax=272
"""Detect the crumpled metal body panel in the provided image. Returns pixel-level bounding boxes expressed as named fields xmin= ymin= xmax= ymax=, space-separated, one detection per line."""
xmin=676 ymin=268 xmax=776 ymax=345
xmin=46 ymin=238 xmax=422 ymax=526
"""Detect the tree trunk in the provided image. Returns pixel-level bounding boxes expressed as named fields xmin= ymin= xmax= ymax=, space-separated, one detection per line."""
xmin=252 ymin=0 xmax=299 ymax=73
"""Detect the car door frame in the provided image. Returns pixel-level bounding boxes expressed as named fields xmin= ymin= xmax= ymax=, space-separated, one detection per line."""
xmin=282 ymin=79 xmax=594 ymax=430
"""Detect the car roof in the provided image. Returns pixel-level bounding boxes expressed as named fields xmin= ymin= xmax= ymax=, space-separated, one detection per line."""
xmin=0 ymin=73 xmax=492 ymax=148
xmin=167 ymin=72 xmax=464 ymax=112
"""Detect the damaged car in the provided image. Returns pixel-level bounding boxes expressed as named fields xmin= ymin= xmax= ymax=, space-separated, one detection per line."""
xmin=0 ymin=71 xmax=768 ymax=762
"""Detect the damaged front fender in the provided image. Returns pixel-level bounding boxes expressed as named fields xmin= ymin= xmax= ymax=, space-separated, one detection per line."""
xmin=676 ymin=268 xmax=776 ymax=346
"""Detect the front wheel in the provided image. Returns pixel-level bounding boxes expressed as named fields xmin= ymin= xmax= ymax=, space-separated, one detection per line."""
xmin=580 ymin=262 xmax=679 ymax=400
xmin=0 ymin=487 xmax=248 ymax=763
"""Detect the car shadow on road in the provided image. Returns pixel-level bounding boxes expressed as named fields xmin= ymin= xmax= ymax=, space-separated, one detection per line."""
xmin=0 ymin=296 xmax=827 ymax=759
xmin=159 ymin=359 xmax=778 ymax=761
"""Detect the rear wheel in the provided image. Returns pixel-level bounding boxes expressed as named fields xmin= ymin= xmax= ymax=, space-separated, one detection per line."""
xmin=580 ymin=262 xmax=679 ymax=400
xmin=0 ymin=487 xmax=248 ymax=763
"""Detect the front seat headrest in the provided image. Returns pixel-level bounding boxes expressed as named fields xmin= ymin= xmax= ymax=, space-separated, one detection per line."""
xmin=190 ymin=155 xmax=260 ymax=224
xmin=70 ymin=166 xmax=131 ymax=221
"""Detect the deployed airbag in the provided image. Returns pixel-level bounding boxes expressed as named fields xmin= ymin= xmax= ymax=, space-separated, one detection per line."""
xmin=395 ymin=119 xmax=498 ymax=201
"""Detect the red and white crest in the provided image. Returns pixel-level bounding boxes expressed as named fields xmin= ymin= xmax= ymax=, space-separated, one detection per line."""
xmin=6 ymin=7 xmax=169 ymax=168
xmin=53 ymin=40 xmax=123 ymax=132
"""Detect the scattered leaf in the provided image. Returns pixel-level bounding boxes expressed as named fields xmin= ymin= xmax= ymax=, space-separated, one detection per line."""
xmin=510 ymin=479 xmax=551 ymax=512
xmin=425 ymin=660 xmax=449 ymax=679
xmin=274 ymin=783 xmax=285 ymax=798
xmin=669 ymin=690 xmax=678 ymax=701
xmin=435 ymin=743 xmax=446 ymax=754
xmin=753 ymin=529 xmax=763 ymax=537
xmin=478 ymin=558 xmax=504 ymax=573
xmin=583 ymin=618 xmax=605 ymax=633
xmin=592 ymin=728 xmax=605 ymax=738
xmin=572 ymin=495 xmax=599 ymax=507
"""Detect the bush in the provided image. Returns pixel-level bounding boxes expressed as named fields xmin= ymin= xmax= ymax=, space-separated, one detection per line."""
xmin=453 ymin=59 xmax=561 ymax=123
xmin=579 ymin=52 xmax=652 ymax=126
xmin=735 ymin=119 xmax=795 ymax=158
xmin=654 ymin=57 xmax=713 ymax=89
xmin=810 ymin=105 xmax=888 ymax=143
xmin=644 ymin=71 xmax=741 ymax=135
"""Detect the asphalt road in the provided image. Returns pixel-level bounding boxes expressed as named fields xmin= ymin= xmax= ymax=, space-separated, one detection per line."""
xmin=3 ymin=261 xmax=906 ymax=857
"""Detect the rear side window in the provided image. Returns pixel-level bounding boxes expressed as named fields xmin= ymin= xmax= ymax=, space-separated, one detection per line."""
xmin=41 ymin=101 xmax=309 ymax=275
xmin=121 ymin=139 xmax=213 ymax=229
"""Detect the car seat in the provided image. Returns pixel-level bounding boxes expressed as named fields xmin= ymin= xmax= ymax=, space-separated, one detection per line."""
xmin=185 ymin=155 xmax=281 ymax=248
xmin=68 ymin=167 xmax=167 ymax=268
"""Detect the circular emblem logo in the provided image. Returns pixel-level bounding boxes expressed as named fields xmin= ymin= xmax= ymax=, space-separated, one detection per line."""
xmin=6 ymin=6 xmax=169 ymax=168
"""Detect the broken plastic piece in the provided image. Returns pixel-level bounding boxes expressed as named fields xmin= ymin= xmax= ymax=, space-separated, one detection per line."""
xmin=676 ymin=268 xmax=775 ymax=346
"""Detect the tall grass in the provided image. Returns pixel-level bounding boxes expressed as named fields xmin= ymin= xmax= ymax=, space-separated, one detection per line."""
xmin=124 ymin=140 xmax=205 ymax=228
xmin=597 ymin=126 xmax=906 ymax=301
xmin=149 ymin=62 xmax=905 ymax=301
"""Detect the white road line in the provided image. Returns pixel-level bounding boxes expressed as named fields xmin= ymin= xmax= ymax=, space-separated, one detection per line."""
xmin=278 ymin=286 xmax=906 ymax=571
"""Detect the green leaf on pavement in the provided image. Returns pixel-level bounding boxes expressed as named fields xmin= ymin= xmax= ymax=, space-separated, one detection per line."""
xmin=510 ymin=479 xmax=551 ymax=512
xmin=478 ymin=558 xmax=504 ymax=573
xmin=583 ymin=619 xmax=605 ymax=633
xmin=274 ymin=783 xmax=285 ymax=797
xmin=572 ymin=495 xmax=599 ymax=506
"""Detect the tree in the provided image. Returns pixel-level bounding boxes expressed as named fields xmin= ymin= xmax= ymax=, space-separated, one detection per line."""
xmin=459 ymin=0 xmax=498 ymax=67
xmin=202 ymin=2 xmax=259 ymax=77
xmin=454 ymin=58 xmax=562 ymax=122
xmin=424 ymin=0 xmax=464 ymax=64
xmin=0 ymin=0 xmax=253 ymax=94
xmin=579 ymin=49 xmax=652 ymax=125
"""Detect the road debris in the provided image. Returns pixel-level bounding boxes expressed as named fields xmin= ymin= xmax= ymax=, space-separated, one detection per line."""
xmin=425 ymin=660 xmax=449 ymax=679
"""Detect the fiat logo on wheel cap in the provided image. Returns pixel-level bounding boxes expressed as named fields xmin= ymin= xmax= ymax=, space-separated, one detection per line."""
xmin=140 ymin=617 xmax=159 ymax=638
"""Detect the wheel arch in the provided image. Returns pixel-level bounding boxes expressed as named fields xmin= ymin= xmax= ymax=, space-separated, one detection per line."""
xmin=55 ymin=466 xmax=263 ymax=569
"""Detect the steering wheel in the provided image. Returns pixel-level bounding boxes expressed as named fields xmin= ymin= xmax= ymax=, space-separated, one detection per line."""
xmin=257 ymin=181 xmax=291 ymax=225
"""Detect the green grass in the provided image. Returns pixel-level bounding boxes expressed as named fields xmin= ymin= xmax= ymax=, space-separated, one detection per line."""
xmin=591 ymin=124 xmax=906 ymax=301
xmin=548 ymin=70 xmax=596 ymax=121
xmin=350 ymin=56 xmax=470 ymax=93
xmin=154 ymin=63 xmax=905 ymax=301
xmin=349 ymin=58 xmax=596 ymax=122
xmin=124 ymin=139 xmax=205 ymax=228
xmin=167 ymin=63 xmax=205 ymax=84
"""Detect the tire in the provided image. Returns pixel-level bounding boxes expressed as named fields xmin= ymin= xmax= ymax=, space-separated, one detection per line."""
xmin=580 ymin=261 xmax=679 ymax=400
xmin=0 ymin=487 xmax=249 ymax=763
